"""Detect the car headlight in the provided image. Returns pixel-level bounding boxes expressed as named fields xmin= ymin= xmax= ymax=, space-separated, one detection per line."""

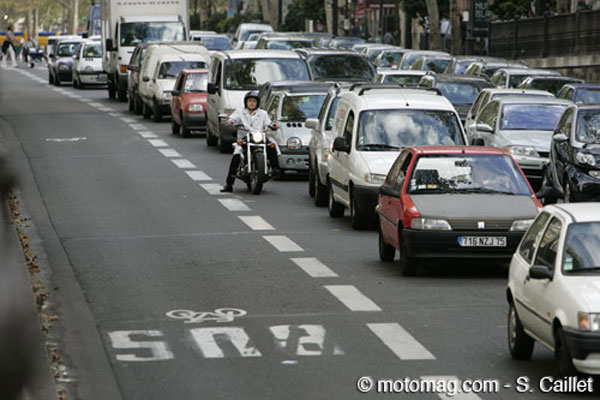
xmin=578 ymin=312 xmax=600 ymax=331
xmin=251 ymin=131 xmax=264 ymax=143
xmin=287 ymin=137 xmax=302 ymax=150
xmin=589 ymin=170 xmax=600 ymax=179
xmin=576 ymin=152 xmax=596 ymax=167
xmin=510 ymin=219 xmax=534 ymax=231
xmin=363 ymin=173 xmax=386 ymax=185
xmin=84 ymin=66 xmax=93 ymax=73
xmin=58 ymin=64 xmax=71 ymax=70
xmin=188 ymin=103 xmax=204 ymax=112
xmin=410 ymin=218 xmax=452 ymax=230
xmin=503 ymin=146 xmax=539 ymax=157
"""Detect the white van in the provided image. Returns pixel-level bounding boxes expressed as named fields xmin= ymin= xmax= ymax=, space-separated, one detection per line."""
xmin=139 ymin=45 xmax=209 ymax=122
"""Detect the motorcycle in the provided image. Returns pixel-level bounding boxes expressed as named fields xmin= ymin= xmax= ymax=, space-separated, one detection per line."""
xmin=234 ymin=125 xmax=277 ymax=195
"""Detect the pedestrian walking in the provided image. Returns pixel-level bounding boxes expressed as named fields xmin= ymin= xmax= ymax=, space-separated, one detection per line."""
xmin=1 ymin=25 xmax=18 ymax=68
xmin=440 ymin=16 xmax=451 ymax=52
xmin=383 ymin=31 xmax=395 ymax=45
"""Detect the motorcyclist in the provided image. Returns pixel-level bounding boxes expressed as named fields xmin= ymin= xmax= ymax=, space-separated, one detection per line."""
xmin=220 ymin=91 xmax=281 ymax=192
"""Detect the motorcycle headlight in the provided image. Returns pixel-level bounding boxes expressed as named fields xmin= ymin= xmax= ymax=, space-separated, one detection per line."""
xmin=510 ymin=219 xmax=534 ymax=231
xmin=578 ymin=312 xmax=600 ymax=332
xmin=287 ymin=137 xmax=302 ymax=150
xmin=503 ymin=146 xmax=539 ymax=158
xmin=252 ymin=131 xmax=264 ymax=143
xmin=84 ymin=66 xmax=93 ymax=73
xmin=59 ymin=63 xmax=71 ymax=71
xmin=162 ymin=91 xmax=172 ymax=100
xmin=410 ymin=218 xmax=452 ymax=230
xmin=188 ymin=103 xmax=204 ymax=112
xmin=363 ymin=173 xmax=386 ymax=185
xmin=576 ymin=152 xmax=596 ymax=167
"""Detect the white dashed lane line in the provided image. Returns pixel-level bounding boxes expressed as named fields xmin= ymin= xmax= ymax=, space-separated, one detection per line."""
xmin=238 ymin=216 xmax=274 ymax=231
xmin=119 ymin=117 xmax=138 ymax=123
xmin=324 ymin=285 xmax=381 ymax=312
xmin=148 ymin=139 xmax=169 ymax=148
xmin=199 ymin=183 xmax=227 ymax=195
xmin=218 ymin=198 xmax=251 ymax=212
xmin=158 ymin=148 xmax=181 ymax=157
xmin=420 ymin=376 xmax=483 ymax=400
xmin=138 ymin=131 xmax=158 ymax=138
xmin=263 ymin=235 xmax=304 ymax=252
xmin=367 ymin=323 xmax=436 ymax=360
xmin=290 ymin=257 xmax=338 ymax=278
xmin=185 ymin=170 xmax=212 ymax=181
xmin=129 ymin=123 xmax=146 ymax=130
xmin=109 ymin=112 xmax=125 ymax=118
xmin=171 ymin=159 xmax=197 ymax=169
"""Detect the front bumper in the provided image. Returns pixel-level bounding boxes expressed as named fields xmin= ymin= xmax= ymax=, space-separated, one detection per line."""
xmin=279 ymin=147 xmax=309 ymax=171
xmin=564 ymin=328 xmax=600 ymax=374
xmin=567 ymin=166 xmax=600 ymax=201
xmin=402 ymin=228 xmax=525 ymax=259
xmin=353 ymin=184 xmax=380 ymax=217
xmin=57 ymin=68 xmax=73 ymax=81
xmin=79 ymin=72 xmax=107 ymax=84
xmin=514 ymin=155 xmax=547 ymax=191
xmin=182 ymin=112 xmax=207 ymax=130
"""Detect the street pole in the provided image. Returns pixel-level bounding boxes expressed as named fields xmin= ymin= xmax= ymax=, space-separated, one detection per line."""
xmin=332 ymin=0 xmax=338 ymax=35
xmin=378 ymin=0 xmax=383 ymax=40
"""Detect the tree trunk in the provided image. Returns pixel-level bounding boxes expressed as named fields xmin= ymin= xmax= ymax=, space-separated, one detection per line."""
xmin=72 ymin=0 xmax=79 ymax=35
xmin=260 ymin=0 xmax=270 ymax=23
xmin=450 ymin=0 xmax=461 ymax=55
xmin=425 ymin=0 xmax=441 ymax=50
xmin=198 ymin=0 xmax=210 ymax=28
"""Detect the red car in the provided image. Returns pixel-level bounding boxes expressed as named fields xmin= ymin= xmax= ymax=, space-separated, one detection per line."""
xmin=376 ymin=146 xmax=543 ymax=276
xmin=170 ymin=69 xmax=208 ymax=137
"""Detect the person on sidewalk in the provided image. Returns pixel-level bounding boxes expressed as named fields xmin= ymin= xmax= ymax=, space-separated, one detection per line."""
xmin=1 ymin=25 xmax=18 ymax=68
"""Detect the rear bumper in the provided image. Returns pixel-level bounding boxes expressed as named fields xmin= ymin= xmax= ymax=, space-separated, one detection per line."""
xmin=182 ymin=113 xmax=207 ymax=130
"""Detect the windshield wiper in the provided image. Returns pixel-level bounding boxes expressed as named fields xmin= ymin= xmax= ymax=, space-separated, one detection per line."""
xmin=359 ymin=144 xmax=401 ymax=151
xmin=455 ymin=188 xmax=517 ymax=195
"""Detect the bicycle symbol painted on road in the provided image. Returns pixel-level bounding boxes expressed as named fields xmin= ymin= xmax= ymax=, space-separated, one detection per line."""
xmin=166 ymin=308 xmax=247 ymax=324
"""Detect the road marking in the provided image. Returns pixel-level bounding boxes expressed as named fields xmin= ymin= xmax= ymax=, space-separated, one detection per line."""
xmin=158 ymin=148 xmax=181 ymax=157
xmin=166 ymin=308 xmax=247 ymax=324
xmin=290 ymin=258 xmax=338 ymax=278
xmin=148 ymin=139 xmax=169 ymax=148
xmin=263 ymin=235 xmax=304 ymax=252
xmin=367 ymin=323 xmax=435 ymax=360
xmin=79 ymin=98 xmax=92 ymax=102
xmin=97 ymin=107 xmax=113 ymax=112
xmin=107 ymin=330 xmax=174 ymax=362
xmin=190 ymin=327 xmax=262 ymax=358
xmin=109 ymin=112 xmax=125 ymax=118
xmin=420 ymin=376 xmax=483 ymax=400
xmin=137 ymin=131 xmax=157 ymax=138
xmin=185 ymin=170 xmax=212 ymax=181
xmin=218 ymin=198 xmax=251 ymax=211
xmin=171 ymin=159 xmax=196 ymax=169
xmin=199 ymin=183 xmax=227 ymax=195
xmin=88 ymin=102 xmax=102 ymax=107
xmin=270 ymin=325 xmax=344 ymax=356
xmin=324 ymin=285 xmax=381 ymax=312
xmin=119 ymin=117 xmax=138 ymax=123
xmin=45 ymin=137 xmax=87 ymax=142
xmin=129 ymin=123 xmax=147 ymax=131
xmin=238 ymin=216 xmax=275 ymax=230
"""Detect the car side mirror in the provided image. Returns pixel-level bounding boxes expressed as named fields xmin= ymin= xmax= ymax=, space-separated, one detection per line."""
xmin=106 ymin=38 xmax=116 ymax=51
xmin=553 ymin=133 xmax=568 ymax=143
xmin=471 ymin=138 xmax=485 ymax=146
xmin=476 ymin=123 xmax=494 ymax=133
xmin=305 ymin=118 xmax=319 ymax=130
xmin=379 ymin=184 xmax=400 ymax=197
xmin=529 ymin=265 xmax=553 ymax=280
xmin=142 ymin=76 xmax=150 ymax=82
xmin=332 ymin=137 xmax=350 ymax=153
xmin=171 ymin=90 xmax=180 ymax=96
xmin=207 ymin=83 xmax=219 ymax=94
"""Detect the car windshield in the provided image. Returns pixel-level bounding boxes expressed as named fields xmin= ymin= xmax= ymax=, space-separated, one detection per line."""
xmin=241 ymin=30 xmax=269 ymax=41
xmin=424 ymin=58 xmax=451 ymax=73
xmin=437 ymin=82 xmax=484 ymax=104
xmin=193 ymin=35 xmax=232 ymax=50
xmin=158 ymin=61 xmax=206 ymax=79
xmin=500 ymin=104 xmax=567 ymax=131
xmin=120 ymin=22 xmax=186 ymax=46
xmin=309 ymin=55 xmax=374 ymax=81
xmin=400 ymin=53 xmax=423 ymax=70
xmin=508 ymin=74 xmax=531 ymax=88
xmin=563 ymin=222 xmax=600 ymax=274
xmin=407 ymin=155 xmax=532 ymax=195
xmin=82 ymin=43 xmax=102 ymax=58
xmin=183 ymin=73 xmax=208 ymax=93
xmin=281 ymin=95 xmax=326 ymax=121
xmin=377 ymin=51 xmax=405 ymax=68
xmin=454 ymin=60 xmax=474 ymax=74
xmin=266 ymin=40 xmax=312 ymax=50
xmin=367 ymin=48 xmax=387 ymax=62
xmin=575 ymin=89 xmax=600 ymax=104
xmin=224 ymin=58 xmax=310 ymax=90
xmin=56 ymin=42 xmax=79 ymax=57
xmin=530 ymin=79 xmax=578 ymax=95
xmin=382 ymin=74 xmax=422 ymax=84
xmin=576 ymin=109 xmax=600 ymax=144
xmin=357 ymin=110 xmax=464 ymax=151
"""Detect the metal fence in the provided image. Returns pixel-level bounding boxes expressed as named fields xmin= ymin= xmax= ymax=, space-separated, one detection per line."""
xmin=489 ymin=9 xmax=600 ymax=59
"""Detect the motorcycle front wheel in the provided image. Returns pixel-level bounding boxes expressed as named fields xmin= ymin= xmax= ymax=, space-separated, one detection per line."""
xmin=249 ymin=151 xmax=266 ymax=195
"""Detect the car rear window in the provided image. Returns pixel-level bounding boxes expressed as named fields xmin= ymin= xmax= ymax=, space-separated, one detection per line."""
xmin=158 ymin=61 xmax=207 ymax=79
xmin=575 ymin=89 xmax=600 ymax=104
xmin=437 ymin=82 xmax=486 ymax=105
xmin=224 ymin=58 xmax=310 ymax=90
xmin=309 ymin=55 xmax=374 ymax=81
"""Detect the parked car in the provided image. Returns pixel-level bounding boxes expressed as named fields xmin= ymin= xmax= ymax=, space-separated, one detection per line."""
xmin=48 ymin=37 xmax=84 ymax=85
xmin=467 ymin=96 xmax=572 ymax=190
xmin=398 ymin=50 xmax=450 ymax=70
xmin=556 ymin=83 xmax=600 ymax=104
xmin=375 ymin=70 xmax=427 ymax=84
xmin=327 ymin=85 xmax=467 ymax=229
xmin=377 ymin=146 xmax=541 ymax=275
xmin=363 ymin=45 xmax=397 ymax=63
xmin=507 ymin=203 xmax=600 ymax=376
xmin=517 ymin=76 xmax=585 ymax=96
xmin=418 ymin=74 xmax=494 ymax=124
xmin=72 ymin=39 xmax=106 ymax=89
xmin=464 ymin=60 xmax=528 ymax=79
xmin=295 ymin=48 xmax=376 ymax=82
xmin=409 ymin=55 xmax=453 ymax=73
xmin=170 ymin=69 xmax=209 ymax=137
xmin=206 ymin=50 xmax=311 ymax=152
xmin=490 ymin=68 xmax=560 ymax=89
xmin=44 ymin=35 xmax=79 ymax=66
xmin=373 ymin=48 xmax=410 ymax=71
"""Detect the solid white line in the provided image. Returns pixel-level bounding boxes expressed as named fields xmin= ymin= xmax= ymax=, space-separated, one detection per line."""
xmin=420 ymin=376 xmax=483 ymax=400
xmin=158 ymin=148 xmax=181 ymax=157
xmin=185 ymin=170 xmax=212 ymax=181
xmin=367 ymin=323 xmax=436 ymax=360
xmin=129 ymin=123 xmax=146 ymax=130
xmin=148 ymin=139 xmax=168 ymax=147
xmin=263 ymin=235 xmax=304 ymax=252
xmin=97 ymin=107 xmax=114 ymax=112
xmin=199 ymin=183 xmax=227 ymax=195
xmin=171 ymin=159 xmax=196 ymax=169
xmin=238 ymin=216 xmax=275 ymax=231
xmin=218 ymin=198 xmax=251 ymax=211
xmin=290 ymin=258 xmax=338 ymax=278
xmin=138 ymin=131 xmax=157 ymax=138
xmin=324 ymin=285 xmax=381 ymax=312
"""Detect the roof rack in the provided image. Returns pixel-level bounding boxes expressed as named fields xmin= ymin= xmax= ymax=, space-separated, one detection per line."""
xmin=348 ymin=83 xmax=443 ymax=96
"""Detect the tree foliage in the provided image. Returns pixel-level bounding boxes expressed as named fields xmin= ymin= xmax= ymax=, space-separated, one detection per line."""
xmin=280 ymin=0 xmax=325 ymax=32
xmin=488 ymin=0 xmax=532 ymax=20
xmin=402 ymin=0 xmax=449 ymax=22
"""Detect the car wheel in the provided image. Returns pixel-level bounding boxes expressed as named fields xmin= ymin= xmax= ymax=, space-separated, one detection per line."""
xmin=350 ymin=190 xmax=370 ymax=229
xmin=171 ymin=117 xmax=181 ymax=135
xmin=378 ymin=226 xmax=395 ymax=262
xmin=508 ymin=302 xmax=534 ymax=360
xmin=134 ymin=95 xmax=143 ymax=115
xmin=128 ymin=93 xmax=135 ymax=111
xmin=555 ymin=326 xmax=577 ymax=377
xmin=152 ymin=101 xmax=163 ymax=123
xmin=142 ymin=102 xmax=152 ymax=119
xmin=308 ymin=163 xmax=316 ymax=197
xmin=399 ymin=235 xmax=417 ymax=276
xmin=327 ymin=181 xmax=345 ymax=218
xmin=314 ymin=171 xmax=329 ymax=207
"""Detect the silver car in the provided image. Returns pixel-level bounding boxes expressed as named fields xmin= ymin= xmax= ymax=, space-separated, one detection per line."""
xmin=467 ymin=96 xmax=572 ymax=189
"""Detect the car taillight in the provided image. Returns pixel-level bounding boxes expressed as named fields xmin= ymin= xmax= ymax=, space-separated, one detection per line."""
xmin=401 ymin=193 xmax=420 ymax=228
xmin=120 ymin=64 xmax=127 ymax=74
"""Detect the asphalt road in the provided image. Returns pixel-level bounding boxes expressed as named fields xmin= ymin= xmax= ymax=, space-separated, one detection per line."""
xmin=0 ymin=65 xmax=596 ymax=400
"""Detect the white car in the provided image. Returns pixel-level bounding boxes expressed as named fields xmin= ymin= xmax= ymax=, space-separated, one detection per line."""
xmin=73 ymin=39 xmax=106 ymax=89
xmin=375 ymin=70 xmax=427 ymax=84
xmin=507 ymin=203 xmax=600 ymax=376
xmin=327 ymin=85 xmax=467 ymax=229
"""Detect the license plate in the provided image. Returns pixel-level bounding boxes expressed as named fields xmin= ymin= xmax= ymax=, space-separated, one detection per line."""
xmin=458 ymin=236 xmax=507 ymax=247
